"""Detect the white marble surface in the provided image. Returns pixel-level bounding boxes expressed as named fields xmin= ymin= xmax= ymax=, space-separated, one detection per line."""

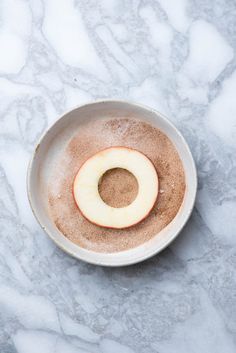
xmin=0 ymin=0 xmax=236 ymax=352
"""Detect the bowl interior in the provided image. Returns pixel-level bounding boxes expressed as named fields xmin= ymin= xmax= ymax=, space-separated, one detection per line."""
xmin=28 ymin=101 xmax=197 ymax=266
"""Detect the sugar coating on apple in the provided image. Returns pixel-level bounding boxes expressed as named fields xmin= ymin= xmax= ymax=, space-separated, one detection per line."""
xmin=73 ymin=147 xmax=158 ymax=229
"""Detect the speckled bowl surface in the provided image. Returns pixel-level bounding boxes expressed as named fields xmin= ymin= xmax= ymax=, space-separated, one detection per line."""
xmin=27 ymin=100 xmax=197 ymax=266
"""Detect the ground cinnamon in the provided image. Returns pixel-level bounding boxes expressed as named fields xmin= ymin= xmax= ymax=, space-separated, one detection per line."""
xmin=48 ymin=117 xmax=186 ymax=253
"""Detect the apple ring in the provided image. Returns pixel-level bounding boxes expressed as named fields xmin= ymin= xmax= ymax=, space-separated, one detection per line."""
xmin=73 ymin=147 xmax=158 ymax=229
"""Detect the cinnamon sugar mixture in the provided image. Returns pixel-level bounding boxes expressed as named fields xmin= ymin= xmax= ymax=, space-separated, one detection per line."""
xmin=48 ymin=117 xmax=186 ymax=253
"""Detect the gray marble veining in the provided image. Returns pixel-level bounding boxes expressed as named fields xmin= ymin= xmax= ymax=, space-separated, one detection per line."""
xmin=0 ymin=0 xmax=236 ymax=352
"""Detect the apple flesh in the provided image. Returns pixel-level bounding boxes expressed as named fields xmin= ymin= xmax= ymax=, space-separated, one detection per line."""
xmin=73 ymin=147 xmax=158 ymax=229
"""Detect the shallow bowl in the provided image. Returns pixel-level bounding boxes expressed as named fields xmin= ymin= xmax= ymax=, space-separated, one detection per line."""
xmin=27 ymin=100 xmax=197 ymax=266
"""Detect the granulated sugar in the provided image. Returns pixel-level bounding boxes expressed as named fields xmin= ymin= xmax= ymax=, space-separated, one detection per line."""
xmin=48 ymin=117 xmax=186 ymax=253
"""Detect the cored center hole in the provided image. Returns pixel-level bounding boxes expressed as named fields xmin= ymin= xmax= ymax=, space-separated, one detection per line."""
xmin=98 ymin=168 xmax=138 ymax=208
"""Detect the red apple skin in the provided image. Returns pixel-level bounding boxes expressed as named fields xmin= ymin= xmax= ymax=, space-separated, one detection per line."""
xmin=72 ymin=146 xmax=159 ymax=229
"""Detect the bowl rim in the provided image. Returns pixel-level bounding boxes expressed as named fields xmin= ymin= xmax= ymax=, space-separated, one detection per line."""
xmin=27 ymin=99 xmax=197 ymax=266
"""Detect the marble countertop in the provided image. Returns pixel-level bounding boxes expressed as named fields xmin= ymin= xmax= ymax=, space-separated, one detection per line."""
xmin=1 ymin=0 xmax=236 ymax=352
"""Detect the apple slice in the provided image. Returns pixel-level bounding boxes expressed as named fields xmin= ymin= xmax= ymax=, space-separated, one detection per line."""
xmin=73 ymin=147 xmax=158 ymax=229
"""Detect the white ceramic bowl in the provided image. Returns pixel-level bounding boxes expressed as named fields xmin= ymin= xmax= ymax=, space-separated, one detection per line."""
xmin=27 ymin=100 xmax=197 ymax=266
